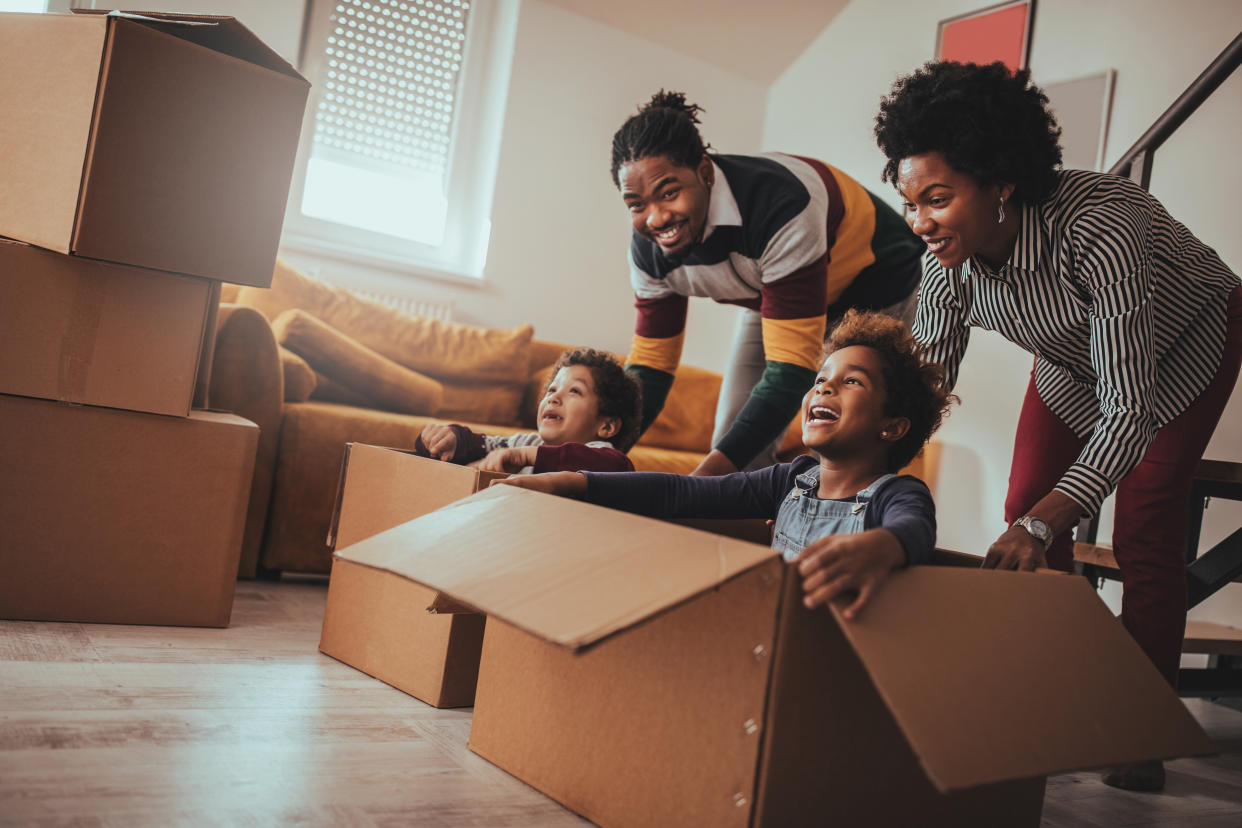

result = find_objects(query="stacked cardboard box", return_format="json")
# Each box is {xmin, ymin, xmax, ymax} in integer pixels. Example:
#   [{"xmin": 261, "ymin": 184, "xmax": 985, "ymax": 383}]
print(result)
[
  {"xmin": 0, "ymin": 10, "xmax": 309, "ymax": 628},
  {"xmin": 332, "ymin": 485, "xmax": 1215, "ymax": 826}
]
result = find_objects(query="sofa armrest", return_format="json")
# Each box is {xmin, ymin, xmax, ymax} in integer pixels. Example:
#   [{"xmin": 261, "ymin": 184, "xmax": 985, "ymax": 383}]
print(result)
[{"xmin": 209, "ymin": 304, "xmax": 283, "ymax": 578}]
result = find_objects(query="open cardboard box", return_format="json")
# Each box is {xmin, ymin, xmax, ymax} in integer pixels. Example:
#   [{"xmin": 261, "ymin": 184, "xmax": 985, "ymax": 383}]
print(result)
[
  {"xmin": 320, "ymin": 445, "xmax": 777, "ymax": 708},
  {"xmin": 319, "ymin": 445, "xmax": 506, "ymax": 708},
  {"xmin": 0, "ymin": 9, "xmax": 308, "ymax": 286},
  {"xmin": 336, "ymin": 485, "xmax": 1214, "ymax": 827},
  {"xmin": 0, "ymin": 239, "xmax": 214, "ymax": 417},
  {"xmin": 0, "ymin": 394, "xmax": 257, "ymax": 627}
]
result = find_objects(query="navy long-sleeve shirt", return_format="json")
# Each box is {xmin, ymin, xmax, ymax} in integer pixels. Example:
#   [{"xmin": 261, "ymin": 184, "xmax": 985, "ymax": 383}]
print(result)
[{"xmin": 583, "ymin": 454, "xmax": 936, "ymax": 564}]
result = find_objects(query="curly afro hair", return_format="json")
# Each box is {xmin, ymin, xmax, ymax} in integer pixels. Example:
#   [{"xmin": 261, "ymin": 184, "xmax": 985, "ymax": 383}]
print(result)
[
  {"xmin": 875, "ymin": 61, "xmax": 1063, "ymax": 204},
  {"xmin": 610, "ymin": 90, "xmax": 712, "ymax": 187},
  {"xmin": 548, "ymin": 348, "xmax": 643, "ymax": 452},
  {"xmin": 824, "ymin": 311, "xmax": 957, "ymax": 472}
]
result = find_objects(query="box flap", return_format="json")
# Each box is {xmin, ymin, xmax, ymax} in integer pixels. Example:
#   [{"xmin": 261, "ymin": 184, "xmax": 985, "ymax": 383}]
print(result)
[
  {"xmin": 74, "ymin": 9, "xmax": 305, "ymax": 80},
  {"xmin": 328, "ymin": 443, "xmax": 505, "ymax": 551},
  {"xmin": 831, "ymin": 567, "xmax": 1214, "ymax": 791},
  {"xmin": 336, "ymin": 485, "xmax": 777, "ymax": 650}
]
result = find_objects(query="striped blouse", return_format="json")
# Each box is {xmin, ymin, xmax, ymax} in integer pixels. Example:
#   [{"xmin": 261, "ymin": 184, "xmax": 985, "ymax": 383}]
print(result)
[{"xmin": 912, "ymin": 169, "xmax": 1240, "ymax": 516}]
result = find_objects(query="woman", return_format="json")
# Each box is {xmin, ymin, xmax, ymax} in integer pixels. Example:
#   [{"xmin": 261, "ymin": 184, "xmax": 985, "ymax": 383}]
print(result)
[
  {"xmin": 612, "ymin": 91, "xmax": 924, "ymax": 475},
  {"xmin": 875, "ymin": 61, "xmax": 1242, "ymax": 791}
]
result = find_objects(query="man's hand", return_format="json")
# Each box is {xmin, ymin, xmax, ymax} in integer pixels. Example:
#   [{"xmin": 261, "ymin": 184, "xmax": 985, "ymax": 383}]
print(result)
[
  {"xmin": 792, "ymin": 529, "xmax": 905, "ymax": 619},
  {"xmin": 983, "ymin": 525, "xmax": 1047, "ymax": 571},
  {"xmin": 419, "ymin": 424, "xmax": 458, "ymax": 461},
  {"xmin": 475, "ymin": 446, "xmax": 538, "ymax": 473},
  {"xmin": 491, "ymin": 471, "xmax": 588, "ymax": 498},
  {"xmin": 690, "ymin": 449, "xmax": 738, "ymax": 477}
]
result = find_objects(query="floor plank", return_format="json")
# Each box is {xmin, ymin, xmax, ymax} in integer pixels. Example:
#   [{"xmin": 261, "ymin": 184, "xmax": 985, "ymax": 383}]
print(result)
[{"xmin": 2, "ymin": 576, "xmax": 1240, "ymax": 827}]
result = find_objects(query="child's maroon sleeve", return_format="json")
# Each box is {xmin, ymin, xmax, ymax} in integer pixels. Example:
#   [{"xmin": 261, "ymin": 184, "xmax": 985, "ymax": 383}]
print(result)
[
  {"xmin": 533, "ymin": 443, "xmax": 635, "ymax": 473},
  {"xmin": 414, "ymin": 424, "xmax": 488, "ymax": 464},
  {"xmin": 448, "ymin": 424, "xmax": 488, "ymax": 464}
]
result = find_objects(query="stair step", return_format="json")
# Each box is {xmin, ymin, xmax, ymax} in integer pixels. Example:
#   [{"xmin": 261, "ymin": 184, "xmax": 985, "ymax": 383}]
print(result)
[
  {"xmin": 1073, "ymin": 542, "xmax": 1117, "ymax": 569},
  {"xmin": 1183, "ymin": 621, "xmax": 1242, "ymax": 656}
]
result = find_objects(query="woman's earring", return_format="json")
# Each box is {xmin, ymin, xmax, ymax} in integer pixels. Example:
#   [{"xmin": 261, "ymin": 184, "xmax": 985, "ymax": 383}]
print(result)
[{"xmin": 997, "ymin": 197, "xmax": 1006, "ymax": 224}]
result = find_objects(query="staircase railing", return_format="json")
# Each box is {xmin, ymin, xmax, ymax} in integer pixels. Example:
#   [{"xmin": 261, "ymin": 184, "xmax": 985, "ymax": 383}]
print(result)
[{"xmin": 1107, "ymin": 31, "xmax": 1242, "ymax": 189}]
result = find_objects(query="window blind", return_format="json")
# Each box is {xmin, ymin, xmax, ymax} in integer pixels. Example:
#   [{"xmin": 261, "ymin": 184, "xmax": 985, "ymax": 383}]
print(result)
[{"xmin": 314, "ymin": 0, "xmax": 470, "ymax": 181}]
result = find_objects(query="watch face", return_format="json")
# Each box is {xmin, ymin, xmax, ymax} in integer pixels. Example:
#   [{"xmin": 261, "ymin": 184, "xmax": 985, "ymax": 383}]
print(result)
[{"xmin": 1029, "ymin": 518, "xmax": 1051, "ymax": 538}]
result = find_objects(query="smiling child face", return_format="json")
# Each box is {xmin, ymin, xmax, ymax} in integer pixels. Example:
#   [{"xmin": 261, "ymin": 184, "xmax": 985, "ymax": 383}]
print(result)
[
  {"xmin": 536, "ymin": 364, "xmax": 617, "ymax": 446},
  {"xmin": 801, "ymin": 345, "xmax": 898, "ymax": 459},
  {"xmin": 618, "ymin": 154, "xmax": 713, "ymax": 259}
]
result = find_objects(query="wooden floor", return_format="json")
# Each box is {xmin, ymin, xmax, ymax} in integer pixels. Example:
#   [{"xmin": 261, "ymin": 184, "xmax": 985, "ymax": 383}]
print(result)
[{"xmin": 3, "ymin": 578, "xmax": 1242, "ymax": 827}]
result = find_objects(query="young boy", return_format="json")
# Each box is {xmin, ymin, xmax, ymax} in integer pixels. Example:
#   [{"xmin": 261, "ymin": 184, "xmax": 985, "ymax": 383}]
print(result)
[
  {"xmin": 500, "ymin": 311, "xmax": 956, "ymax": 617},
  {"xmin": 416, "ymin": 348, "xmax": 642, "ymax": 475}
]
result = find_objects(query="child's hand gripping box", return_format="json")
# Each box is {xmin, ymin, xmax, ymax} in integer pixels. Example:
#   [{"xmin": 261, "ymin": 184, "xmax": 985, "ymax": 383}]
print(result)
[
  {"xmin": 335, "ymin": 485, "xmax": 1213, "ymax": 828},
  {"xmin": 318, "ymin": 444, "xmax": 506, "ymax": 708}
]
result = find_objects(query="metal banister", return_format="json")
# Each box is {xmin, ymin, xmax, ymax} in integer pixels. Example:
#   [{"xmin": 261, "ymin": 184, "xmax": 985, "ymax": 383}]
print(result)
[{"xmin": 1107, "ymin": 31, "xmax": 1242, "ymax": 189}]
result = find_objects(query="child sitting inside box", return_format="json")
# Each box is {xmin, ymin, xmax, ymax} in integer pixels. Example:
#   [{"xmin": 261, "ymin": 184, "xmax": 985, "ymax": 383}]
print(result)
[
  {"xmin": 502, "ymin": 311, "xmax": 956, "ymax": 617},
  {"xmin": 416, "ymin": 347, "xmax": 642, "ymax": 475}
]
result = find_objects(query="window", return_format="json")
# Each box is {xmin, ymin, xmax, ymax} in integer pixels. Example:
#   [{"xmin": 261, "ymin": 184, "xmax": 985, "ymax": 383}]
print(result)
[{"xmin": 282, "ymin": 0, "xmax": 516, "ymax": 280}]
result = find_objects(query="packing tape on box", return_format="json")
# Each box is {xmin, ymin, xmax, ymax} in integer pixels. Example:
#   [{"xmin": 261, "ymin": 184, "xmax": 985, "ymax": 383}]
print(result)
[{"xmin": 57, "ymin": 272, "xmax": 106, "ymax": 402}]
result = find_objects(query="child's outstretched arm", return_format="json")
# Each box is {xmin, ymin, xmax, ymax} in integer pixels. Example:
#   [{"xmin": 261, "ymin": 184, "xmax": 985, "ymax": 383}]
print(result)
[
  {"xmin": 494, "ymin": 471, "xmax": 588, "ymax": 497},
  {"xmin": 475, "ymin": 445, "xmax": 539, "ymax": 474},
  {"xmin": 793, "ymin": 530, "xmax": 905, "ymax": 619}
]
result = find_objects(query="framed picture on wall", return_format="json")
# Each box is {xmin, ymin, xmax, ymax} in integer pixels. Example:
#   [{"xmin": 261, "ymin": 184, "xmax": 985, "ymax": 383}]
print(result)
[
  {"xmin": 935, "ymin": 0, "xmax": 1036, "ymax": 72},
  {"xmin": 1043, "ymin": 70, "xmax": 1116, "ymax": 171}
]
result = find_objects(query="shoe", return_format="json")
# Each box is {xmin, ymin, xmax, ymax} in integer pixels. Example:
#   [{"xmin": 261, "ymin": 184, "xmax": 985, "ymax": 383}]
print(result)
[{"xmin": 1101, "ymin": 760, "xmax": 1165, "ymax": 792}]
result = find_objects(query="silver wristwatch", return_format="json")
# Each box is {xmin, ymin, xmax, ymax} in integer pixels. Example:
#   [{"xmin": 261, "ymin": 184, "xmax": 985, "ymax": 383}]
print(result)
[{"xmin": 1012, "ymin": 515, "xmax": 1053, "ymax": 550}]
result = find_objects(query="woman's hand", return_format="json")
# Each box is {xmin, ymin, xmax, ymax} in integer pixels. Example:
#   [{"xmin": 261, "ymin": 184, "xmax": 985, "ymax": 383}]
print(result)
[
  {"xmin": 419, "ymin": 424, "xmax": 458, "ymax": 461},
  {"xmin": 491, "ymin": 471, "xmax": 588, "ymax": 498},
  {"xmin": 792, "ymin": 529, "xmax": 905, "ymax": 619},
  {"xmin": 983, "ymin": 525, "xmax": 1047, "ymax": 571},
  {"xmin": 475, "ymin": 446, "xmax": 538, "ymax": 473}
]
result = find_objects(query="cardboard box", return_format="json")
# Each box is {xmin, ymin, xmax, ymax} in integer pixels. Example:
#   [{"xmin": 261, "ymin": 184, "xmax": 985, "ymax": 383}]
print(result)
[
  {"xmin": 319, "ymin": 445, "xmax": 505, "ymax": 707},
  {"xmin": 0, "ymin": 239, "xmax": 213, "ymax": 417},
  {"xmin": 0, "ymin": 10, "xmax": 309, "ymax": 286},
  {"xmin": 336, "ymin": 486, "xmax": 1214, "ymax": 827},
  {"xmin": 0, "ymin": 394, "xmax": 258, "ymax": 627}
]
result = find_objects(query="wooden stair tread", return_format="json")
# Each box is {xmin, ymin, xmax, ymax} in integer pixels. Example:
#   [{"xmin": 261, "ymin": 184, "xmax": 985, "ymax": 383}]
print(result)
[
  {"xmin": 1074, "ymin": 541, "xmax": 1242, "ymax": 582},
  {"xmin": 1073, "ymin": 542, "xmax": 1117, "ymax": 569},
  {"xmin": 1183, "ymin": 621, "xmax": 1242, "ymax": 656},
  {"xmin": 1193, "ymin": 458, "xmax": 1242, "ymax": 499}
]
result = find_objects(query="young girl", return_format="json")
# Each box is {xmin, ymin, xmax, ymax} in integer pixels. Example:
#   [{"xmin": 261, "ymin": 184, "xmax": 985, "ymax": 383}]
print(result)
[
  {"xmin": 416, "ymin": 348, "xmax": 642, "ymax": 475},
  {"xmin": 502, "ymin": 312, "xmax": 956, "ymax": 617}
]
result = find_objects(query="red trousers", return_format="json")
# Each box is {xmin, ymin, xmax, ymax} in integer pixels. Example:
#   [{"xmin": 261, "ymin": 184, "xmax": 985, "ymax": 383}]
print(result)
[{"xmin": 1005, "ymin": 287, "xmax": 1242, "ymax": 686}]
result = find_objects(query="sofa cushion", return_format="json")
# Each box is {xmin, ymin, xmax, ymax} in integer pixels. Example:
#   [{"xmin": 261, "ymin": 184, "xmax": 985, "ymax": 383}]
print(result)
[
  {"xmin": 274, "ymin": 309, "xmax": 444, "ymax": 416},
  {"xmin": 636, "ymin": 362, "xmax": 721, "ymax": 454},
  {"xmin": 438, "ymin": 378, "xmax": 527, "ymax": 428},
  {"xmin": 236, "ymin": 260, "xmax": 534, "ymax": 383},
  {"xmin": 279, "ymin": 346, "xmax": 316, "ymax": 403}
]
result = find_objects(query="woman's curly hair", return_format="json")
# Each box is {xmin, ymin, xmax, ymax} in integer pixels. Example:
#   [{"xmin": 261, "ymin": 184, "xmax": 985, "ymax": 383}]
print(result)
[
  {"xmin": 548, "ymin": 348, "xmax": 643, "ymax": 452},
  {"xmin": 875, "ymin": 61, "xmax": 1063, "ymax": 204},
  {"xmin": 824, "ymin": 311, "xmax": 957, "ymax": 472},
  {"xmin": 610, "ymin": 90, "xmax": 712, "ymax": 187}
]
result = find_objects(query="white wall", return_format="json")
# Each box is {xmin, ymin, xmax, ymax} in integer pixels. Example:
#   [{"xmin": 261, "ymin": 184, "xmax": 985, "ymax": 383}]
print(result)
[
  {"xmin": 279, "ymin": 0, "xmax": 765, "ymax": 370},
  {"xmin": 764, "ymin": 0, "xmax": 1242, "ymax": 624}
]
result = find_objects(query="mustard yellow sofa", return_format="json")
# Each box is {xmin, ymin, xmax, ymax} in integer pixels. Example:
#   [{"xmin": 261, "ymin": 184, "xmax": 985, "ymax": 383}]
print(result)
[{"xmin": 209, "ymin": 262, "xmax": 757, "ymax": 577}]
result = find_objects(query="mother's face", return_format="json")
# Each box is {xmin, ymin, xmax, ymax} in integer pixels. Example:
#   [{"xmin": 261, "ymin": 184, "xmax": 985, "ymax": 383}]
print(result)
[{"xmin": 896, "ymin": 152, "xmax": 1014, "ymax": 269}]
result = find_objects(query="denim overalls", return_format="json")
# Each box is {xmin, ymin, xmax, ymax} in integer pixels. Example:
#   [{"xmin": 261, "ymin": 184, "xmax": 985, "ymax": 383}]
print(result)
[{"xmin": 771, "ymin": 467, "xmax": 896, "ymax": 561}]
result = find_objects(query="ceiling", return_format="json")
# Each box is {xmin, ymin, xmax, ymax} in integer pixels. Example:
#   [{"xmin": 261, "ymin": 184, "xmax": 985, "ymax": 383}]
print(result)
[{"xmin": 538, "ymin": 0, "xmax": 850, "ymax": 85}]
